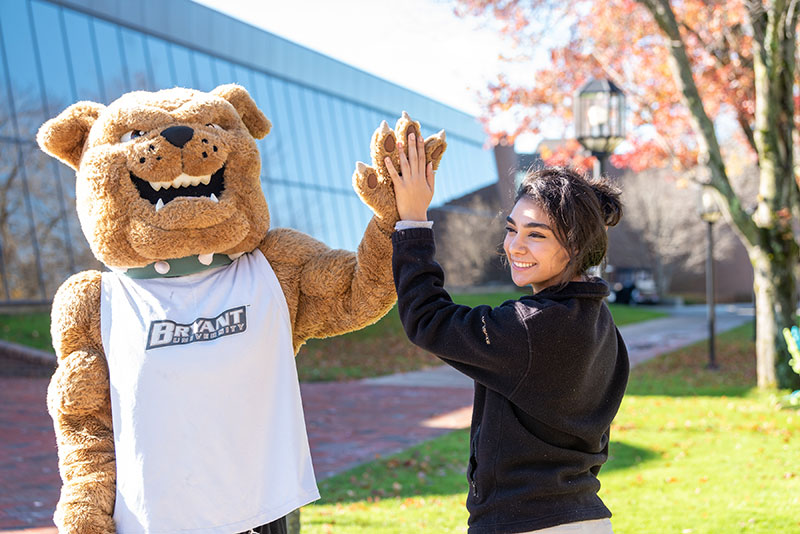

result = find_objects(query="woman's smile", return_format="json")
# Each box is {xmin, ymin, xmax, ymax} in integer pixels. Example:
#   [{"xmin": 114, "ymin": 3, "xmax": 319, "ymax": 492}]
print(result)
[{"xmin": 510, "ymin": 259, "xmax": 536, "ymax": 270}]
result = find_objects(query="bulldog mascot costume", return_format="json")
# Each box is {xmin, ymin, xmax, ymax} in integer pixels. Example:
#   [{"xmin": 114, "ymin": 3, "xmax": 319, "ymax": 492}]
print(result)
[{"xmin": 36, "ymin": 84, "xmax": 446, "ymax": 534}]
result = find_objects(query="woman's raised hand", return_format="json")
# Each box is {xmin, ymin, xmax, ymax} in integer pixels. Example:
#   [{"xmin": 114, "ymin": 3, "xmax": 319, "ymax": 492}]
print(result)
[{"xmin": 385, "ymin": 132, "xmax": 435, "ymax": 222}]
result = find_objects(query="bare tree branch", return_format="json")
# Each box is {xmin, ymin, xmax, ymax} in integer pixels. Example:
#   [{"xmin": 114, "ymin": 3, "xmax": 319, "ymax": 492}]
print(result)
[
  {"xmin": 736, "ymin": 113, "xmax": 759, "ymax": 154},
  {"xmin": 746, "ymin": 0, "xmax": 769, "ymax": 46},
  {"xmin": 788, "ymin": 0, "xmax": 800, "ymax": 29},
  {"xmin": 680, "ymin": 21, "xmax": 727, "ymax": 64}
]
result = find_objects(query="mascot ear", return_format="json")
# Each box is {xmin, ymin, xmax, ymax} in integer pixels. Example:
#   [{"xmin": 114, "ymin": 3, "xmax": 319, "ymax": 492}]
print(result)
[
  {"xmin": 212, "ymin": 84, "xmax": 271, "ymax": 139},
  {"xmin": 37, "ymin": 102, "xmax": 105, "ymax": 171}
]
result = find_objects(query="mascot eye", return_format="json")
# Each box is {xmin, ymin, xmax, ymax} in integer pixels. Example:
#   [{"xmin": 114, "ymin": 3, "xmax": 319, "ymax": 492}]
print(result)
[
  {"xmin": 206, "ymin": 123, "xmax": 223, "ymax": 130},
  {"xmin": 120, "ymin": 130, "xmax": 146, "ymax": 143}
]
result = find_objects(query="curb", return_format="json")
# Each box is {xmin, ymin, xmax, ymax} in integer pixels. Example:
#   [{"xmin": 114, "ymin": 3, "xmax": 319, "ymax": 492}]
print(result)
[{"xmin": 0, "ymin": 339, "xmax": 57, "ymax": 367}]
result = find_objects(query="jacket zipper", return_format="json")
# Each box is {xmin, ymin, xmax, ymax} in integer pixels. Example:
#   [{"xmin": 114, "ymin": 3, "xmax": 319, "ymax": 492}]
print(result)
[{"xmin": 468, "ymin": 424, "xmax": 480, "ymax": 499}]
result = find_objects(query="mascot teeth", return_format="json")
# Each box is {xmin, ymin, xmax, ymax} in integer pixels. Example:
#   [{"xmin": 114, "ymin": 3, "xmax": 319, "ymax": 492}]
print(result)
[
  {"xmin": 129, "ymin": 165, "xmax": 225, "ymax": 206},
  {"xmin": 149, "ymin": 173, "xmax": 212, "ymax": 191}
]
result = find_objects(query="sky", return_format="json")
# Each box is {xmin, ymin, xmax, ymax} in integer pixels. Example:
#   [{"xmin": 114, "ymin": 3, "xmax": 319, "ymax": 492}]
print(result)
[{"xmin": 191, "ymin": 0, "xmax": 548, "ymax": 150}]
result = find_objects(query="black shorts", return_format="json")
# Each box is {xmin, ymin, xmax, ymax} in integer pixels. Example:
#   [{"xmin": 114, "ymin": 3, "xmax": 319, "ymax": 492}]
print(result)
[{"xmin": 238, "ymin": 515, "xmax": 287, "ymax": 534}]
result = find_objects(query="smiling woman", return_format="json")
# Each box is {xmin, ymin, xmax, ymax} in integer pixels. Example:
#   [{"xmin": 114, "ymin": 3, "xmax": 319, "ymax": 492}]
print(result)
[{"xmin": 390, "ymin": 160, "xmax": 630, "ymax": 533}]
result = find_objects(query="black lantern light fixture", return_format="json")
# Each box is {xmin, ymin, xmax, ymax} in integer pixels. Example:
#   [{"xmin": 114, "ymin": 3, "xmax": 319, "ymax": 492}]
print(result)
[
  {"xmin": 698, "ymin": 188, "xmax": 722, "ymax": 370},
  {"xmin": 575, "ymin": 78, "xmax": 626, "ymax": 178}
]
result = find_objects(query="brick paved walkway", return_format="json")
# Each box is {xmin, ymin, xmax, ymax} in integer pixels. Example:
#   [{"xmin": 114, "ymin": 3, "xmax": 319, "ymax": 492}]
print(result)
[
  {"xmin": 0, "ymin": 372, "xmax": 472, "ymax": 533},
  {"xmin": 302, "ymin": 383, "xmax": 472, "ymax": 480},
  {"xmin": 0, "ymin": 379, "xmax": 59, "ymax": 532}
]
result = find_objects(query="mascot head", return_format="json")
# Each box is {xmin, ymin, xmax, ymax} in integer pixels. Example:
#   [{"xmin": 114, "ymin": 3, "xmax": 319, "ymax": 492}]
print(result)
[{"xmin": 37, "ymin": 84, "xmax": 271, "ymax": 269}]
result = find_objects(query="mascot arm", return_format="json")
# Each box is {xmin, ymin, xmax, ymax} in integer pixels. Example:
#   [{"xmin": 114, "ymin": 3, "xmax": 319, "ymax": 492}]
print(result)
[
  {"xmin": 260, "ymin": 113, "xmax": 446, "ymax": 354},
  {"xmin": 47, "ymin": 270, "xmax": 117, "ymax": 534},
  {"xmin": 258, "ymin": 226, "xmax": 393, "ymax": 354}
]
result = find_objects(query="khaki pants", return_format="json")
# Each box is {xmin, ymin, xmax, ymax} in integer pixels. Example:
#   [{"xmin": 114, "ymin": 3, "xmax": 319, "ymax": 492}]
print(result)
[{"xmin": 522, "ymin": 518, "xmax": 614, "ymax": 533}]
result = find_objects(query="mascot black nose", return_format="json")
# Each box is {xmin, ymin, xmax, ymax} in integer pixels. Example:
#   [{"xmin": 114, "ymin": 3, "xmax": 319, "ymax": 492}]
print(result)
[{"xmin": 161, "ymin": 126, "xmax": 194, "ymax": 148}]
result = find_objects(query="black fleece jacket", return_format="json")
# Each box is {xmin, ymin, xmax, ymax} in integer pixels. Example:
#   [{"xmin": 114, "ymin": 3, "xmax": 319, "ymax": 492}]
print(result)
[{"xmin": 392, "ymin": 228, "xmax": 629, "ymax": 534}]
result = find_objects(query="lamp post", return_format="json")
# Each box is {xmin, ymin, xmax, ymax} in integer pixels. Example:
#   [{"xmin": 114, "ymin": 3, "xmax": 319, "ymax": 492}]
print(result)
[
  {"xmin": 575, "ymin": 78, "xmax": 626, "ymax": 178},
  {"xmin": 699, "ymin": 189, "xmax": 722, "ymax": 370}
]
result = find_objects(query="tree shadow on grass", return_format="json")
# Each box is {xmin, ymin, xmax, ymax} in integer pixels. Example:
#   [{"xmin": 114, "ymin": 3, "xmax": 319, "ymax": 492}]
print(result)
[
  {"xmin": 315, "ymin": 432, "xmax": 659, "ymax": 506},
  {"xmin": 603, "ymin": 440, "xmax": 659, "ymax": 473}
]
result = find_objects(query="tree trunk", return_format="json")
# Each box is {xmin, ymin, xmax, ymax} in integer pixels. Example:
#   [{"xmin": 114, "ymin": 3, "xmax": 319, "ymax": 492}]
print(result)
[
  {"xmin": 751, "ymin": 243, "xmax": 800, "ymax": 390},
  {"xmin": 748, "ymin": 0, "xmax": 800, "ymax": 390},
  {"xmin": 653, "ymin": 258, "xmax": 671, "ymax": 299}
]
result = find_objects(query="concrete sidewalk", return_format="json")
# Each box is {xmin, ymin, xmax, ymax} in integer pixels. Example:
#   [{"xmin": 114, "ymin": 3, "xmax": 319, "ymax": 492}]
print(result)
[
  {"xmin": 363, "ymin": 304, "xmax": 754, "ymax": 388},
  {"xmin": 0, "ymin": 304, "xmax": 752, "ymax": 532}
]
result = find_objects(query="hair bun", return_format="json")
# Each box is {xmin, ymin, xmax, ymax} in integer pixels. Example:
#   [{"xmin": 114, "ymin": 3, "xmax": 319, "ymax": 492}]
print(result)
[{"xmin": 588, "ymin": 177, "xmax": 623, "ymax": 227}]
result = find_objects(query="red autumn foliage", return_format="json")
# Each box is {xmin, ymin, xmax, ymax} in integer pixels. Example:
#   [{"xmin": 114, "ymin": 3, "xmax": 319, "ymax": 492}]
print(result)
[{"xmin": 455, "ymin": 0, "xmax": 769, "ymax": 173}]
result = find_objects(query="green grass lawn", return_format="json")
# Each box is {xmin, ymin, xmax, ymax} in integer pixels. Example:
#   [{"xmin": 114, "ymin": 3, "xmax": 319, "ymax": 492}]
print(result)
[
  {"xmin": 301, "ymin": 322, "xmax": 800, "ymax": 533},
  {"xmin": 0, "ymin": 311, "xmax": 51, "ymax": 352}
]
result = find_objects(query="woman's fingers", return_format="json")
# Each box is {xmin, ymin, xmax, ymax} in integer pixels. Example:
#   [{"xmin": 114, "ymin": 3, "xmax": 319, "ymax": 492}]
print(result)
[
  {"xmin": 416, "ymin": 133, "xmax": 426, "ymax": 178},
  {"xmin": 408, "ymin": 133, "xmax": 419, "ymax": 177},
  {"xmin": 398, "ymin": 140, "xmax": 411, "ymax": 180},
  {"xmin": 426, "ymin": 161, "xmax": 435, "ymax": 192},
  {"xmin": 385, "ymin": 157, "xmax": 401, "ymax": 187},
  {"xmin": 404, "ymin": 133, "xmax": 429, "ymax": 184}
]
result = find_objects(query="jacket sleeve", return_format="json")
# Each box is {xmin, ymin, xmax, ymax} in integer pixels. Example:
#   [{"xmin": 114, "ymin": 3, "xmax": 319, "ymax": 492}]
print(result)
[{"xmin": 392, "ymin": 227, "xmax": 532, "ymax": 397}]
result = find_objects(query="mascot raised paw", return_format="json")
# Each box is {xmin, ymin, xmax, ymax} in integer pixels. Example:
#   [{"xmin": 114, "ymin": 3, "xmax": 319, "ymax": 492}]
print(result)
[{"xmin": 37, "ymin": 84, "xmax": 446, "ymax": 534}]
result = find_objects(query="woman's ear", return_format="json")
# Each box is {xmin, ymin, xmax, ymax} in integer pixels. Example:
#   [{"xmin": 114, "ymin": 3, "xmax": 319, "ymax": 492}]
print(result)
[
  {"xmin": 211, "ymin": 84, "xmax": 271, "ymax": 139},
  {"xmin": 37, "ymin": 101, "xmax": 105, "ymax": 171}
]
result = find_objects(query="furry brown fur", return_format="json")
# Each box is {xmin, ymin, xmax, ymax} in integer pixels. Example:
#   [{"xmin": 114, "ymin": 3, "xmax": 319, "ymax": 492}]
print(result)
[{"xmin": 37, "ymin": 84, "xmax": 446, "ymax": 533}]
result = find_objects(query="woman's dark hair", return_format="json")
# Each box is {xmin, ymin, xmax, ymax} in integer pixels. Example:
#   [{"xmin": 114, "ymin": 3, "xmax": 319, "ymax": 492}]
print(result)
[{"xmin": 514, "ymin": 166, "xmax": 623, "ymax": 285}]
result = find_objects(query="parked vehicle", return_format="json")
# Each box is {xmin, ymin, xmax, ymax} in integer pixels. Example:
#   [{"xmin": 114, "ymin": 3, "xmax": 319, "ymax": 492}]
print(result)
[{"xmin": 606, "ymin": 267, "xmax": 659, "ymax": 305}]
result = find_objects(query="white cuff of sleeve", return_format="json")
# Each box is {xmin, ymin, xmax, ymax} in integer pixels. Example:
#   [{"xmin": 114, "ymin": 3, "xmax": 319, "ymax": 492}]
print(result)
[{"xmin": 395, "ymin": 220, "xmax": 434, "ymax": 231}]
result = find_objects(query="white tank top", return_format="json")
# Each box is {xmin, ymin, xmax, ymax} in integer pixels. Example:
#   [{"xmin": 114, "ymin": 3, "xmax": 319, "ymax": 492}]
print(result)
[{"xmin": 101, "ymin": 250, "xmax": 319, "ymax": 534}]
